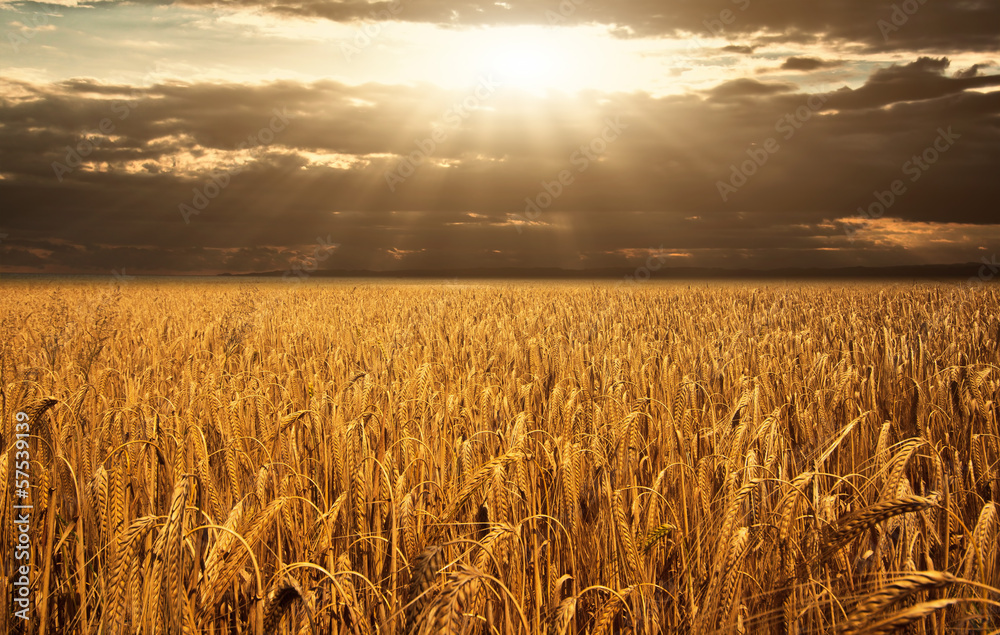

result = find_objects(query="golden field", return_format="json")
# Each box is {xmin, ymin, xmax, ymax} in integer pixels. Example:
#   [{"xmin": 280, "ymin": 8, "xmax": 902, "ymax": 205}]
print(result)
[{"xmin": 1, "ymin": 279, "xmax": 998, "ymax": 634}]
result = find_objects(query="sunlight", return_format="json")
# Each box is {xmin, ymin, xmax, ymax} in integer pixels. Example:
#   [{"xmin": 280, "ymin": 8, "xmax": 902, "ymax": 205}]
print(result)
[
  {"xmin": 483, "ymin": 37, "xmax": 564, "ymax": 89},
  {"xmin": 463, "ymin": 26, "xmax": 599, "ymax": 93}
]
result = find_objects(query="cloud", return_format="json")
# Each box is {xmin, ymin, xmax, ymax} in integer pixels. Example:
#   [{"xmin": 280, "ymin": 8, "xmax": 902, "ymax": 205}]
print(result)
[
  {"xmin": 780, "ymin": 57, "xmax": 844, "ymax": 71},
  {"xmin": 708, "ymin": 78, "xmax": 799, "ymax": 100},
  {"xmin": 117, "ymin": 0, "xmax": 1000, "ymax": 52},
  {"xmin": 823, "ymin": 57, "xmax": 1000, "ymax": 110},
  {"xmin": 2, "ymin": 56, "xmax": 999, "ymax": 273},
  {"xmin": 954, "ymin": 63, "xmax": 989, "ymax": 79}
]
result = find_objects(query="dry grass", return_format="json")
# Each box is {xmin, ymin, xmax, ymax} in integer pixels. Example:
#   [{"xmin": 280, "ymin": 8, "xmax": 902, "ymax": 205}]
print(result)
[{"xmin": 1, "ymin": 278, "xmax": 999, "ymax": 634}]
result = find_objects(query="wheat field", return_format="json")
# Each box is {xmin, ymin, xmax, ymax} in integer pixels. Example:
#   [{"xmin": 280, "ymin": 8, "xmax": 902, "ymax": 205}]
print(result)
[{"xmin": 1, "ymin": 278, "xmax": 998, "ymax": 634}]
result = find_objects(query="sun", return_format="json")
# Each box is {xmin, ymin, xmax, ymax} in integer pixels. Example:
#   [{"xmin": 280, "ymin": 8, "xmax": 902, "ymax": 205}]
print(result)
[
  {"xmin": 486, "ymin": 41, "xmax": 561, "ymax": 86},
  {"xmin": 355, "ymin": 23, "xmax": 640, "ymax": 94},
  {"xmin": 476, "ymin": 29, "xmax": 575, "ymax": 91}
]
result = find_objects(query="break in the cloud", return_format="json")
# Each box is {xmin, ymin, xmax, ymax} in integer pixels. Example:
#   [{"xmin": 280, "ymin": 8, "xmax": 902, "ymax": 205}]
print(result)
[{"xmin": 1, "ymin": 0, "xmax": 999, "ymax": 274}]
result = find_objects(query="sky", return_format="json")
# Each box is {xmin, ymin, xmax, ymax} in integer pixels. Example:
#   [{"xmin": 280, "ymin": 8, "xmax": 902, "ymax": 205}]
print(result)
[{"xmin": 1, "ymin": 0, "xmax": 998, "ymax": 275}]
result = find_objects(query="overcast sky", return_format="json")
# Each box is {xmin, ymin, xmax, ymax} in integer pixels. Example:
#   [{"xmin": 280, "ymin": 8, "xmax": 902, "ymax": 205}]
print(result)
[{"xmin": 1, "ymin": 0, "xmax": 998, "ymax": 274}]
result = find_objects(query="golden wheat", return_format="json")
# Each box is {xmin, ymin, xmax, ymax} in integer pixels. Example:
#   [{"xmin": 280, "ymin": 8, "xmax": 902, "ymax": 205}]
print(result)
[{"xmin": 2, "ymin": 279, "xmax": 998, "ymax": 633}]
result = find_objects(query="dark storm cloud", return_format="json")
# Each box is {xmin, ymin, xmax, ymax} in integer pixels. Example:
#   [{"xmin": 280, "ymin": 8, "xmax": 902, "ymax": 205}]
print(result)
[
  {"xmin": 2, "ymin": 56, "xmax": 999, "ymax": 273},
  {"xmin": 721, "ymin": 45, "xmax": 756, "ymax": 55},
  {"xmin": 122, "ymin": 0, "xmax": 1000, "ymax": 52},
  {"xmin": 707, "ymin": 78, "xmax": 798, "ymax": 100},
  {"xmin": 824, "ymin": 57, "xmax": 1000, "ymax": 111},
  {"xmin": 781, "ymin": 57, "xmax": 844, "ymax": 71}
]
